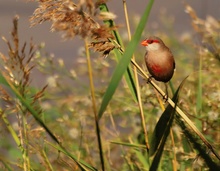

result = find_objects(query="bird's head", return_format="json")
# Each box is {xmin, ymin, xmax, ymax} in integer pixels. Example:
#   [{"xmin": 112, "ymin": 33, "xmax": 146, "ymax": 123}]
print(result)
[{"xmin": 141, "ymin": 36, "xmax": 165, "ymax": 51}]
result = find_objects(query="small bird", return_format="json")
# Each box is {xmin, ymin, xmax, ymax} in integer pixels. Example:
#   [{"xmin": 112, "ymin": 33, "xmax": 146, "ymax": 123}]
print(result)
[
  {"xmin": 141, "ymin": 36, "xmax": 175, "ymax": 98},
  {"xmin": 141, "ymin": 36, "xmax": 175, "ymax": 82}
]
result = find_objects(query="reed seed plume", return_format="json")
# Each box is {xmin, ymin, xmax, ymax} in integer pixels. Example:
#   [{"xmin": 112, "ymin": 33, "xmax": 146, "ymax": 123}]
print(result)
[
  {"xmin": 30, "ymin": 0, "xmax": 116, "ymax": 57},
  {"xmin": 0, "ymin": 15, "xmax": 46, "ymax": 117},
  {"xmin": 185, "ymin": 4, "xmax": 220, "ymax": 60}
]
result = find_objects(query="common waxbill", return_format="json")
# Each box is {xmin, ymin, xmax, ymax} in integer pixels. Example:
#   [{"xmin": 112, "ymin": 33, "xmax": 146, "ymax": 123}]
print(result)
[{"xmin": 141, "ymin": 36, "xmax": 175, "ymax": 83}]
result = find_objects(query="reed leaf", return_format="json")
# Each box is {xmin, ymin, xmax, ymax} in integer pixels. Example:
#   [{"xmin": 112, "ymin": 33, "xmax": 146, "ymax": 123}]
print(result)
[
  {"xmin": 98, "ymin": 0, "xmax": 155, "ymax": 119},
  {"xmin": 149, "ymin": 76, "xmax": 187, "ymax": 170}
]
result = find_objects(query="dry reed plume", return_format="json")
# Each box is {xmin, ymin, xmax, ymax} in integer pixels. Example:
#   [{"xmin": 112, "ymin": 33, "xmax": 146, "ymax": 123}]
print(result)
[
  {"xmin": 0, "ymin": 16, "xmax": 47, "ymax": 138},
  {"xmin": 30, "ymin": 0, "xmax": 116, "ymax": 57}
]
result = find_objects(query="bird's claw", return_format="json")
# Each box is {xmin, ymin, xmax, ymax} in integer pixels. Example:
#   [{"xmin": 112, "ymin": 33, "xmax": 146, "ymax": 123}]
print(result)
[{"xmin": 163, "ymin": 94, "xmax": 168, "ymax": 102}]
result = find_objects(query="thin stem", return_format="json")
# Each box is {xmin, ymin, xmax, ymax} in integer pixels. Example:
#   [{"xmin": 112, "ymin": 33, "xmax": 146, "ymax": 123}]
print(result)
[
  {"xmin": 21, "ymin": 114, "xmax": 28, "ymax": 171},
  {"xmin": 84, "ymin": 39, "xmax": 105, "ymax": 171},
  {"xmin": 42, "ymin": 148, "xmax": 54, "ymax": 171},
  {"xmin": 170, "ymin": 130, "xmax": 177, "ymax": 171},
  {"xmin": 1, "ymin": 111, "xmax": 20, "ymax": 146},
  {"xmin": 122, "ymin": 0, "xmax": 149, "ymax": 150}
]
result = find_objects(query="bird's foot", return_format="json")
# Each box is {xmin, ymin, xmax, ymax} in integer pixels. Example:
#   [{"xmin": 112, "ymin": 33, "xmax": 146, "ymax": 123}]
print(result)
[
  {"xmin": 146, "ymin": 76, "xmax": 153, "ymax": 84},
  {"xmin": 163, "ymin": 83, "xmax": 169, "ymax": 102},
  {"xmin": 163, "ymin": 94, "xmax": 168, "ymax": 102}
]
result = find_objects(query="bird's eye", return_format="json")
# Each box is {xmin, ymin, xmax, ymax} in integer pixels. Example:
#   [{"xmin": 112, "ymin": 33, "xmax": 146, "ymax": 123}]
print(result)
[{"xmin": 147, "ymin": 40, "xmax": 154, "ymax": 44}]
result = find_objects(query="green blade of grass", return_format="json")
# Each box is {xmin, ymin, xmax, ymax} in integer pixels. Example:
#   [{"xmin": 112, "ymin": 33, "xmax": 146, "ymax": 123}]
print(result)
[
  {"xmin": 98, "ymin": 0, "xmax": 155, "ymax": 119},
  {"xmin": 149, "ymin": 104, "xmax": 175, "ymax": 157},
  {"xmin": 111, "ymin": 141, "xmax": 150, "ymax": 168},
  {"xmin": 0, "ymin": 75, "xmax": 23, "ymax": 148},
  {"xmin": 149, "ymin": 77, "xmax": 187, "ymax": 171},
  {"xmin": 0, "ymin": 73, "xmax": 60, "ymax": 144},
  {"xmin": 46, "ymin": 141, "xmax": 98, "ymax": 171},
  {"xmin": 149, "ymin": 103, "xmax": 176, "ymax": 171},
  {"xmin": 99, "ymin": 3, "xmax": 138, "ymax": 103},
  {"xmin": 110, "ymin": 141, "xmax": 146, "ymax": 149},
  {"xmin": 135, "ymin": 149, "xmax": 150, "ymax": 169},
  {"xmin": 196, "ymin": 54, "xmax": 202, "ymax": 115}
]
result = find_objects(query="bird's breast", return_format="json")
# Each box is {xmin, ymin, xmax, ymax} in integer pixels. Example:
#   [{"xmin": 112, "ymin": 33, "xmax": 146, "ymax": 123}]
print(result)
[
  {"xmin": 145, "ymin": 50, "xmax": 175, "ymax": 82},
  {"xmin": 151, "ymin": 64, "xmax": 163, "ymax": 73}
]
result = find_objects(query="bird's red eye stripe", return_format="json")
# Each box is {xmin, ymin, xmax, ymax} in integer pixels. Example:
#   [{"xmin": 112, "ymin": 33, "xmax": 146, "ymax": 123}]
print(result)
[
  {"xmin": 141, "ymin": 39, "xmax": 160, "ymax": 46},
  {"xmin": 147, "ymin": 39, "xmax": 159, "ymax": 44},
  {"xmin": 147, "ymin": 40, "xmax": 153, "ymax": 44}
]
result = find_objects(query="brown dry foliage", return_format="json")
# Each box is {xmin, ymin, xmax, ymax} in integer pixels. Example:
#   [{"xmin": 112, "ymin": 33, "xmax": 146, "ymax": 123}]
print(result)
[
  {"xmin": 30, "ymin": 0, "xmax": 116, "ymax": 57},
  {"xmin": 0, "ymin": 15, "xmax": 46, "ymax": 120},
  {"xmin": 185, "ymin": 4, "xmax": 220, "ymax": 61}
]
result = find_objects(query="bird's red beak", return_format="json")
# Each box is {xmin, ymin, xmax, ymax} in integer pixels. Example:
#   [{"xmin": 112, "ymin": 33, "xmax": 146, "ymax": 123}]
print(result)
[{"xmin": 141, "ymin": 40, "xmax": 148, "ymax": 46}]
